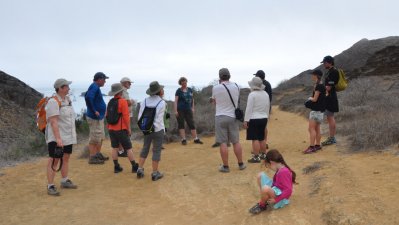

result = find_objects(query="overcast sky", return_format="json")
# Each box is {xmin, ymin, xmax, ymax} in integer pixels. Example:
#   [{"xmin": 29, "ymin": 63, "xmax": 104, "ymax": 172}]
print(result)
[{"xmin": 1, "ymin": 0, "xmax": 398, "ymax": 89}]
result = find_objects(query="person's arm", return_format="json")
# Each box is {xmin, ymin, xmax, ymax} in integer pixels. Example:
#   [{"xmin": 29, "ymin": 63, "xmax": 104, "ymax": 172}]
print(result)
[
  {"xmin": 311, "ymin": 91, "xmax": 320, "ymax": 102},
  {"xmin": 243, "ymin": 94, "xmax": 254, "ymax": 128},
  {"xmin": 273, "ymin": 169, "xmax": 293, "ymax": 203},
  {"xmin": 120, "ymin": 100, "xmax": 131, "ymax": 135},
  {"xmin": 174, "ymin": 95, "xmax": 179, "ymax": 117},
  {"xmin": 86, "ymin": 87, "xmax": 99, "ymax": 117}
]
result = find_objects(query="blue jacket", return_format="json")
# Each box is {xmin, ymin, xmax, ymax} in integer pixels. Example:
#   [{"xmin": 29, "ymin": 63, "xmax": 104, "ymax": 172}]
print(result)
[{"xmin": 85, "ymin": 83, "xmax": 106, "ymax": 120}]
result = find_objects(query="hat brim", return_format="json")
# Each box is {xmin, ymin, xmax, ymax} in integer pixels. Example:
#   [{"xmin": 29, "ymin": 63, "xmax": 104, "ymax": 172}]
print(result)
[
  {"xmin": 108, "ymin": 88, "xmax": 124, "ymax": 96},
  {"xmin": 248, "ymin": 81, "xmax": 265, "ymax": 90},
  {"xmin": 146, "ymin": 85, "xmax": 164, "ymax": 95}
]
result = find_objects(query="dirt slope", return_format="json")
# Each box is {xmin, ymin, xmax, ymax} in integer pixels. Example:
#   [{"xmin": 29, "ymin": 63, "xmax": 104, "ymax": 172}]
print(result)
[{"xmin": 0, "ymin": 107, "xmax": 398, "ymax": 225}]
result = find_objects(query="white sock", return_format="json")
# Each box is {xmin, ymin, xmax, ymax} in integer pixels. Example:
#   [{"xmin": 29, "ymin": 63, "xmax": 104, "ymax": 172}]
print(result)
[
  {"xmin": 61, "ymin": 177, "xmax": 68, "ymax": 183},
  {"xmin": 48, "ymin": 184, "xmax": 55, "ymax": 189}
]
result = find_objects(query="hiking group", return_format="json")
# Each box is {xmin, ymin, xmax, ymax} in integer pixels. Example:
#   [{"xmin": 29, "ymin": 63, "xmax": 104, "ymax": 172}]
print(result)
[{"xmin": 40, "ymin": 55, "xmax": 341, "ymax": 215}]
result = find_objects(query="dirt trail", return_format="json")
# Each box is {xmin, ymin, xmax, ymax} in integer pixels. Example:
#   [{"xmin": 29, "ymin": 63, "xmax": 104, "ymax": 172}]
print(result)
[{"xmin": 1, "ymin": 107, "xmax": 398, "ymax": 225}]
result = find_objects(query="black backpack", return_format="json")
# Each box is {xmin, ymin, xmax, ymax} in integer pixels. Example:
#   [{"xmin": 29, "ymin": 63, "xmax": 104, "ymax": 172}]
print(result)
[
  {"xmin": 137, "ymin": 99, "xmax": 163, "ymax": 135},
  {"xmin": 106, "ymin": 98, "xmax": 121, "ymax": 125}
]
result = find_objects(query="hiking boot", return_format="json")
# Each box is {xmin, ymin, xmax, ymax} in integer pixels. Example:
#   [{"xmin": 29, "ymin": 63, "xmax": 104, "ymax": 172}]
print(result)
[
  {"xmin": 194, "ymin": 139, "xmax": 203, "ymax": 144},
  {"xmin": 303, "ymin": 146, "xmax": 316, "ymax": 154},
  {"xmin": 259, "ymin": 153, "xmax": 267, "ymax": 160},
  {"xmin": 137, "ymin": 168, "xmax": 144, "ymax": 179},
  {"xmin": 314, "ymin": 145, "xmax": 322, "ymax": 151},
  {"xmin": 238, "ymin": 163, "xmax": 247, "ymax": 170},
  {"xmin": 181, "ymin": 139, "xmax": 187, "ymax": 145},
  {"xmin": 60, "ymin": 179, "xmax": 78, "ymax": 189},
  {"xmin": 132, "ymin": 163, "xmax": 139, "ymax": 173},
  {"xmin": 219, "ymin": 165, "xmax": 230, "ymax": 173},
  {"xmin": 321, "ymin": 137, "xmax": 336, "ymax": 146},
  {"xmin": 248, "ymin": 155, "xmax": 261, "ymax": 163},
  {"xmin": 118, "ymin": 150, "xmax": 128, "ymax": 157},
  {"xmin": 151, "ymin": 171, "xmax": 164, "ymax": 181},
  {"xmin": 212, "ymin": 143, "xmax": 220, "ymax": 148},
  {"xmin": 96, "ymin": 152, "xmax": 109, "ymax": 161},
  {"xmin": 88, "ymin": 155, "xmax": 104, "ymax": 164},
  {"xmin": 114, "ymin": 165, "xmax": 123, "ymax": 173},
  {"xmin": 249, "ymin": 202, "xmax": 267, "ymax": 214},
  {"xmin": 47, "ymin": 185, "xmax": 60, "ymax": 196}
]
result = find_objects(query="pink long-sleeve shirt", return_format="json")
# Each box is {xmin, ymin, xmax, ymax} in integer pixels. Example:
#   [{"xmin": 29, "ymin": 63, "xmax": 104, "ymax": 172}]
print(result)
[{"xmin": 272, "ymin": 167, "xmax": 293, "ymax": 203}]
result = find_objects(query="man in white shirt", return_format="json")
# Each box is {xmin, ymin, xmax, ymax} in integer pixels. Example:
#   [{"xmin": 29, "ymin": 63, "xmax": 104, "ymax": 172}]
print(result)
[{"xmin": 211, "ymin": 68, "xmax": 246, "ymax": 173}]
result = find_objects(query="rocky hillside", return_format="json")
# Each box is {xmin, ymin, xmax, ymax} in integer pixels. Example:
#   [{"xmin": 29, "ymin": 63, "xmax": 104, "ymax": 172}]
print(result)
[
  {"xmin": 274, "ymin": 36, "xmax": 399, "ymax": 150},
  {"xmin": 0, "ymin": 71, "xmax": 44, "ymax": 164}
]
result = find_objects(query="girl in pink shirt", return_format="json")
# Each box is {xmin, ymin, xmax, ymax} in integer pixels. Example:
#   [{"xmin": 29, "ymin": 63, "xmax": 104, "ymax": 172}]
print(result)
[{"xmin": 249, "ymin": 149, "xmax": 297, "ymax": 214}]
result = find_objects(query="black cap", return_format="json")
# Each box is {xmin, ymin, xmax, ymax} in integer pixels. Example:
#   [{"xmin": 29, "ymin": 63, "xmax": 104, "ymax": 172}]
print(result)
[
  {"xmin": 321, "ymin": 55, "xmax": 334, "ymax": 64},
  {"xmin": 253, "ymin": 70, "xmax": 265, "ymax": 80},
  {"xmin": 93, "ymin": 72, "xmax": 109, "ymax": 81},
  {"xmin": 311, "ymin": 69, "xmax": 323, "ymax": 77}
]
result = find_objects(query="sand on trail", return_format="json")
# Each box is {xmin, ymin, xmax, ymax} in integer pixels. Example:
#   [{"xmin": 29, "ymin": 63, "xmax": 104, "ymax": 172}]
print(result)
[{"xmin": 1, "ymin": 107, "xmax": 398, "ymax": 225}]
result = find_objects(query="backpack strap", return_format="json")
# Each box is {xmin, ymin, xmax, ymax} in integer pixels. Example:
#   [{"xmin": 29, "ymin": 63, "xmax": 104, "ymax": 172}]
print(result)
[{"xmin": 222, "ymin": 83, "xmax": 239, "ymax": 109}]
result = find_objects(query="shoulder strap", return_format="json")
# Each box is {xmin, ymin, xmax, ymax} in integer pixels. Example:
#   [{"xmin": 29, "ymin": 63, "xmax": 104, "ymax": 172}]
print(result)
[
  {"xmin": 52, "ymin": 96, "xmax": 62, "ymax": 108},
  {"xmin": 222, "ymin": 83, "xmax": 236, "ymax": 108}
]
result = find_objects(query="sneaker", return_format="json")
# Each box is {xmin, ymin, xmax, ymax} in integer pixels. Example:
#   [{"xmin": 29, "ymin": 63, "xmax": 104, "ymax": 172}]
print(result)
[
  {"xmin": 238, "ymin": 163, "xmax": 247, "ymax": 170},
  {"xmin": 303, "ymin": 146, "xmax": 316, "ymax": 154},
  {"xmin": 259, "ymin": 153, "xmax": 267, "ymax": 160},
  {"xmin": 114, "ymin": 165, "xmax": 123, "ymax": 173},
  {"xmin": 211, "ymin": 143, "xmax": 220, "ymax": 148},
  {"xmin": 132, "ymin": 163, "xmax": 139, "ymax": 173},
  {"xmin": 88, "ymin": 155, "xmax": 104, "ymax": 164},
  {"xmin": 151, "ymin": 171, "xmax": 164, "ymax": 181},
  {"xmin": 248, "ymin": 155, "xmax": 261, "ymax": 163},
  {"xmin": 181, "ymin": 139, "xmax": 187, "ymax": 145},
  {"xmin": 314, "ymin": 145, "xmax": 322, "ymax": 151},
  {"xmin": 118, "ymin": 150, "xmax": 128, "ymax": 157},
  {"xmin": 137, "ymin": 168, "xmax": 144, "ymax": 179},
  {"xmin": 321, "ymin": 137, "xmax": 336, "ymax": 146},
  {"xmin": 194, "ymin": 139, "xmax": 203, "ymax": 144},
  {"xmin": 60, "ymin": 179, "xmax": 78, "ymax": 189},
  {"xmin": 47, "ymin": 185, "xmax": 60, "ymax": 196},
  {"xmin": 219, "ymin": 165, "xmax": 230, "ymax": 173},
  {"xmin": 96, "ymin": 152, "xmax": 109, "ymax": 161},
  {"xmin": 249, "ymin": 202, "xmax": 267, "ymax": 214}
]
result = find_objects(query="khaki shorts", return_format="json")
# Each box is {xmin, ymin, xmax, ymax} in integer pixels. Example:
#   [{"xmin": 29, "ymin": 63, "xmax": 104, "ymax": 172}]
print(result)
[
  {"xmin": 87, "ymin": 117, "xmax": 105, "ymax": 144},
  {"xmin": 215, "ymin": 116, "xmax": 240, "ymax": 144}
]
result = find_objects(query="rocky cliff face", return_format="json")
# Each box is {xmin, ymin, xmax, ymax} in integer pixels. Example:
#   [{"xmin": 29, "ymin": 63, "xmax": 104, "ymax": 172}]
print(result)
[{"xmin": 0, "ymin": 71, "xmax": 44, "ymax": 163}]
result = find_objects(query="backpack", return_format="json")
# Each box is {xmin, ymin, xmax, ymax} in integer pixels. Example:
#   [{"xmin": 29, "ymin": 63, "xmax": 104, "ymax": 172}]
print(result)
[
  {"xmin": 137, "ymin": 99, "xmax": 163, "ymax": 135},
  {"xmin": 335, "ymin": 68, "xmax": 348, "ymax": 92},
  {"xmin": 106, "ymin": 98, "xmax": 121, "ymax": 125},
  {"xmin": 35, "ymin": 96, "xmax": 61, "ymax": 133}
]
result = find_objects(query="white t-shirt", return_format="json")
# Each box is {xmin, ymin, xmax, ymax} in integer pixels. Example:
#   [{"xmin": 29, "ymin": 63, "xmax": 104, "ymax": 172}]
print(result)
[
  {"xmin": 212, "ymin": 81, "xmax": 239, "ymax": 118},
  {"xmin": 45, "ymin": 94, "xmax": 77, "ymax": 145},
  {"xmin": 122, "ymin": 89, "xmax": 134, "ymax": 117},
  {"xmin": 138, "ymin": 95, "xmax": 166, "ymax": 132},
  {"xmin": 244, "ymin": 90, "xmax": 270, "ymax": 121}
]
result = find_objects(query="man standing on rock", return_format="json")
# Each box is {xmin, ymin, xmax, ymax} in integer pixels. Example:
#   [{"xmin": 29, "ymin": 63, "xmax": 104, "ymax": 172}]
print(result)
[
  {"xmin": 85, "ymin": 72, "xmax": 109, "ymax": 164},
  {"xmin": 321, "ymin": 56, "xmax": 339, "ymax": 146},
  {"xmin": 211, "ymin": 68, "xmax": 246, "ymax": 173}
]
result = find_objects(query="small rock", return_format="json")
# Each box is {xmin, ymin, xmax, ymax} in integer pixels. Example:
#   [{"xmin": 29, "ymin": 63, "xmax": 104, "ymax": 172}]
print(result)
[{"xmin": 373, "ymin": 171, "xmax": 380, "ymax": 174}]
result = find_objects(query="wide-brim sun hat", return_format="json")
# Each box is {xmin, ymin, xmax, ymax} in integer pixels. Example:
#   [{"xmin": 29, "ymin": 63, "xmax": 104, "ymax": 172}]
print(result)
[
  {"xmin": 54, "ymin": 78, "xmax": 72, "ymax": 89},
  {"xmin": 120, "ymin": 77, "xmax": 133, "ymax": 83},
  {"xmin": 248, "ymin": 77, "xmax": 265, "ymax": 90},
  {"xmin": 146, "ymin": 81, "xmax": 164, "ymax": 95},
  {"xmin": 108, "ymin": 83, "xmax": 125, "ymax": 96}
]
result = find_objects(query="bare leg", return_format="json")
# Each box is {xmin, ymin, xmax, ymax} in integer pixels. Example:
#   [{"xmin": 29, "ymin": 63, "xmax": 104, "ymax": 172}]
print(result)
[
  {"xmin": 152, "ymin": 160, "xmax": 159, "ymax": 172},
  {"xmin": 111, "ymin": 148, "xmax": 118, "ymax": 160},
  {"xmin": 61, "ymin": 153, "xmax": 70, "ymax": 179},
  {"xmin": 327, "ymin": 115, "xmax": 336, "ymax": 137},
  {"xmin": 315, "ymin": 123, "xmax": 321, "ymax": 145},
  {"xmin": 309, "ymin": 120, "xmax": 317, "ymax": 146},
  {"xmin": 190, "ymin": 129, "xmax": 198, "ymax": 139},
  {"xmin": 88, "ymin": 144, "xmax": 97, "ymax": 157},
  {"xmin": 252, "ymin": 140, "xmax": 261, "ymax": 155},
  {"xmin": 232, "ymin": 142, "xmax": 243, "ymax": 164},
  {"xmin": 47, "ymin": 158, "xmax": 59, "ymax": 184},
  {"xmin": 127, "ymin": 149, "xmax": 135, "ymax": 162},
  {"xmin": 179, "ymin": 129, "xmax": 186, "ymax": 140},
  {"xmin": 219, "ymin": 143, "xmax": 229, "ymax": 166}
]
